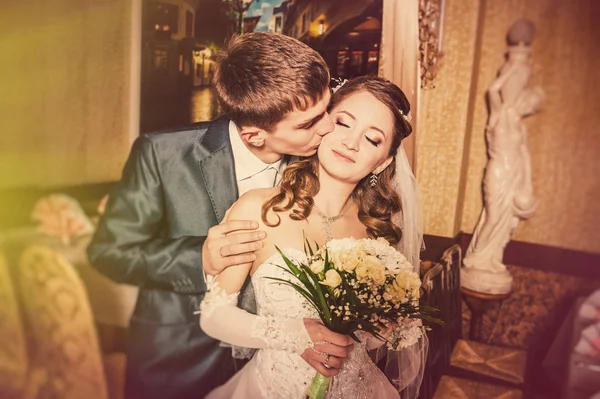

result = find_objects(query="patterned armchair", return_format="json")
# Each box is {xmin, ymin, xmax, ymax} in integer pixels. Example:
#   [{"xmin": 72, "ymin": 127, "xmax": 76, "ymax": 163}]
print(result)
[
  {"xmin": 16, "ymin": 245, "xmax": 110, "ymax": 399},
  {"xmin": 0, "ymin": 252, "xmax": 28, "ymax": 398}
]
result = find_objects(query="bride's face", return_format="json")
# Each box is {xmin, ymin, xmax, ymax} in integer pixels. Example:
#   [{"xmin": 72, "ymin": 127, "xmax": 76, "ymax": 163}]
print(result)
[{"xmin": 318, "ymin": 91, "xmax": 394, "ymax": 184}]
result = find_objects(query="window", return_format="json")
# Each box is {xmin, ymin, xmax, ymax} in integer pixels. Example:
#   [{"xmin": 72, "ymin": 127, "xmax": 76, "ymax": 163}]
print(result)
[
  {"xmin": 337, "ymin": 50, "xmax": 349, "ymax": 77},
  {"xmin": 186, "ymin": 10, "xmax": 193, "ymax": 37},
  {"xmin": 351, "ymin": 51, "xmax": 363, "ymax": 68},
  {"xmin": 153, "ymin": 49, "xmax": 168, "ymax": 71},
  {"xmin": 144, "ymin": 2, "xmax": 179, "ymax": 34},
  {"xmin": 301, "ymin": 9, "xmax": 311, "ymax": 34},
  {"xmin": 275, "ymin": 16, "xmax": 282, "ymax": 33},
  {"xmin": 367, "ymin": 51, "xmax": 379, "ymax": 75}
]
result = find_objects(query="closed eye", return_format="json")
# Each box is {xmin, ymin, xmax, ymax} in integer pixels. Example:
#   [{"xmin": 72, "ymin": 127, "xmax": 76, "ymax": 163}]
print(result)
[
  {"xmin": 300, "ymin": 120, "xmax": 316, "ymax": 130},
  {"xmin": 336, "ymin": 121, "xmax": 350, "ymax": 128},
  {"xmin": 365, "ymin": 136, "xmax": 380, "ymax": 147}
]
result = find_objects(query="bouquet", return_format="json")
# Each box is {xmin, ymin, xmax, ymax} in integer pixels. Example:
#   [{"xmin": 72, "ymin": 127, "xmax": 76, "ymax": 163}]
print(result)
[{"xmin": 270, "ymin": 237, "xmax": 441, "ymax": 399}]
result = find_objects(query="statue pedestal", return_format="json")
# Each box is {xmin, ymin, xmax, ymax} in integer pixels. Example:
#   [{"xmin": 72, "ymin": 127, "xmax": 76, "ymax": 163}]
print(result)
[
  {"xmin": 461, "ymin": 287, "xmax": 511, "ymax": 341},
  {"xmin": 461, "ymin": 267, "xmax": 513, "ymax": 295}
]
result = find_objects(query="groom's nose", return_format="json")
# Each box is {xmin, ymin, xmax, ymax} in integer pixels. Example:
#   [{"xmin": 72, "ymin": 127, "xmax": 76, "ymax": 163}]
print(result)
[{"xmin": 315, "ymin": 113, "xmax": 334, "ymax": 137}]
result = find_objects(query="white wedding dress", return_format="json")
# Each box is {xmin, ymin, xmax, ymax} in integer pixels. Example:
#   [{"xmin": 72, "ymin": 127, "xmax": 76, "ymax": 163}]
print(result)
[{"xmin": 200, "ymin": 248, "xmax": 400, "ymax": 399}]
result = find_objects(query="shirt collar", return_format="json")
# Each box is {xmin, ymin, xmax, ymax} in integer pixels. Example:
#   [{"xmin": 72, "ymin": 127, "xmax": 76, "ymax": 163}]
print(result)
[{"xmin": 228, "ymin": 120, "xmax": 286, "ymax": 181}]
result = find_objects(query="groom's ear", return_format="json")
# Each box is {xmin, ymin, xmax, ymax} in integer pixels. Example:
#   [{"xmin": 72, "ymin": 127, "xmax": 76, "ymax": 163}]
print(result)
[{"xmin": 239, "ymin": 127, "xmax": 267, "ymax": 148}]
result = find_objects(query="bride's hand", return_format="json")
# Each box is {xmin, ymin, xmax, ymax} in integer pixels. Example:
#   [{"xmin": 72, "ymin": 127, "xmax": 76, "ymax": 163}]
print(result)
[{"xmin": 300, "ymin": 319, "xmax": 353, "ymax": 377}]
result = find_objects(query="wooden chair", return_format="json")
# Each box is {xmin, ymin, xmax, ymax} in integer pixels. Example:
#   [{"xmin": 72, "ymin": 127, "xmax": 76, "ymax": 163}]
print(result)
[{"xmin": 419, "ymin": 244, "xmax": 463, "ymax": 399}]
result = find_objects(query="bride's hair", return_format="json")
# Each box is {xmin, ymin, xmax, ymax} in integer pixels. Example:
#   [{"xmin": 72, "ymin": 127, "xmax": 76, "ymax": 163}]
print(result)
[{"xmin": 261, "ymin": 76, "xmax": 413, "ymax": 245}]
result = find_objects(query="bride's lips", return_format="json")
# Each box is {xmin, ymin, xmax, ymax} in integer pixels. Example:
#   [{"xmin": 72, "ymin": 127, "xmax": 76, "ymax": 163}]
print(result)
[{"xmin": 332, "ymin": 149, "xmax": 355, "ymax": 163}]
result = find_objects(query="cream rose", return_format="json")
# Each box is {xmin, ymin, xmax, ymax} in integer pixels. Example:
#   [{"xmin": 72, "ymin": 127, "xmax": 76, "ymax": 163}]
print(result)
[
  {"xmin": 370, "ymin": 263, "xmax": 386, "ymax": 286},
  {"xmin": 309, "ymin": 259, "xmax": 325, "ymax": 274},
  {"xmin": 355, "ymin": 255, "xmax": 386, "ymax": 286},
  {"xmin": 386, "ymin": 269, "xmax": 421, "ymax": 302},
  {"xmin": 340, "ymin": 251, "xmax": 361, "ymax": 272},
  {"xmin": 320, "ymin": 269, "xmax": 342, "ymax": 288}
]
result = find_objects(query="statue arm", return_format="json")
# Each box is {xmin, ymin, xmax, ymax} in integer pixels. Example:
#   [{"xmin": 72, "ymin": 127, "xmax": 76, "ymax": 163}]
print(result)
[
  {"xmin": 488, "ymin": 62, "xmax": 522, "ymax": 115},
  {"xmin": 520, "ymin": 137, "xmax": 534, "ymax": 192}
]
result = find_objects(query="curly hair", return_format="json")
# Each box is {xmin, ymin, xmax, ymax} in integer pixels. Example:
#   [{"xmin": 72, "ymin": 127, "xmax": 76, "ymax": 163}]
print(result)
[{"xmin": 261, "ymin": 76, "xmax": 413, "ymax": 245}]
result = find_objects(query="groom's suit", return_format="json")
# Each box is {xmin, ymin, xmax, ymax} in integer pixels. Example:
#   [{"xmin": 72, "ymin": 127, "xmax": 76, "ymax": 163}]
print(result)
[{"xmin": 88, "ymin": 116, "xmax": 253, "ymax": 399}]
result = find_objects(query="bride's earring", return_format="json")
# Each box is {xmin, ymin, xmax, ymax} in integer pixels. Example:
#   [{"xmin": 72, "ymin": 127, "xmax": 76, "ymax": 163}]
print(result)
[{"xmin": 369, "ymin": 173, "xmax": 378, "ymax": 187}]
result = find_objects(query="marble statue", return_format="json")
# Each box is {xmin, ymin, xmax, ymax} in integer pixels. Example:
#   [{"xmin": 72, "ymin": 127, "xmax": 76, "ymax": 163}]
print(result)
[{"xmin": 462, "ymin": 20, "xmax": 545, "ymax": 294}]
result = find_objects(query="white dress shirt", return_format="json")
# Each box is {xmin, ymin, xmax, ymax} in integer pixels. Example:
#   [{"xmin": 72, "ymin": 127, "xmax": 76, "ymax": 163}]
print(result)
[{"xmin": 228, "ymin": 121, "xmax": 288, "ymax": 196}]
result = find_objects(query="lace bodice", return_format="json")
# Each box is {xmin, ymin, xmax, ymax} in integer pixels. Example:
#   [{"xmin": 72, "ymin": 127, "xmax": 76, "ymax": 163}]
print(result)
[
  {"xmin": 203, "ymin": 248, "xmax": 401, "ymax": 399},
  {"xmin": 250, "ymin": 248, "xmax": 319, "ymax": 398},
  {"xmin": 251, "ymin": 248, "xmax": 318, "ymax": 321}
]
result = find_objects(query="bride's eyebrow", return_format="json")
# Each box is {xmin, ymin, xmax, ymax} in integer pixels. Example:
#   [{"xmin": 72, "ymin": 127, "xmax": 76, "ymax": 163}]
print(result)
[
  {"xmin": 338, "ymin": 111, "xmax": 356, "ymax": 120},
  {"xmin": 370, "ymin": 126, "xmax": 386, "ymax": 137}
]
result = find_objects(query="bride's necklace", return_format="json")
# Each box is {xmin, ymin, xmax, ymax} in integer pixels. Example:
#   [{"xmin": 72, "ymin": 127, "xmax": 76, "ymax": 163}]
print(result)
[{"xmin": 312, "ymin": 198, "xmax": 353, "ymax": 242}]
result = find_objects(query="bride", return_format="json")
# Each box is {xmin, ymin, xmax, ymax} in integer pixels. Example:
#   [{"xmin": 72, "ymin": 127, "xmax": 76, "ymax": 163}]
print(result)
[{"xmin": 200, "ymin": 76, "xmax": 424, "ymax": 399}]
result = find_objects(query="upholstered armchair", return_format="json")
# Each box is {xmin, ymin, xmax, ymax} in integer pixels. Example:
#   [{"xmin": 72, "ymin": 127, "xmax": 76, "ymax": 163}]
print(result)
[
  {"xmin": 16, "ymin": 245, "xmax": 121, "ymax": 399},
  {"xmin": 0, "ymin": 252, "xmax": 28, "ymax": 398}
]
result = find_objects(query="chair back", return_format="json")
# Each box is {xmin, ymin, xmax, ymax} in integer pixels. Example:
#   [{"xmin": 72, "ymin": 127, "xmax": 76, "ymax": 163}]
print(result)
[
  {"xmin": 17, "ymin": 245, "xmax": 108, "ymax": 399},
  {"xmin": 0, "ymin": 252, "xmax": 28, "ymax": 398}
]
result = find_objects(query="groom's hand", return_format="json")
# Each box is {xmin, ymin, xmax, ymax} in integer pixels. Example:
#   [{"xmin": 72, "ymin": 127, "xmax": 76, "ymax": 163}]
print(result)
[
  {"xmin": 301, "ymin": 319, "xmax": 353, "ymax": 377},
  {"xmin": 203, "ymin": 220, "xmax": 266, "ymax": 275}
]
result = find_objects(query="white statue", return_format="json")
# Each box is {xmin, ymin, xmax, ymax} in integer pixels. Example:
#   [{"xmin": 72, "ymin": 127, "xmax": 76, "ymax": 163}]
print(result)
[{"xmin": 462, "ymin": 20, "xmax": 545, "ymax": 294}]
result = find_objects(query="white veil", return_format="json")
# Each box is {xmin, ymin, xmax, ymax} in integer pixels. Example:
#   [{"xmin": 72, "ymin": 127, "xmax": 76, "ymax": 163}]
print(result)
[
  {"xmin": 393, "ymin": 143, "xmax": 423, "ymax": 273},
  {"xmin": 374, "ymin": 143, "xmax": 429, "ymax": 398}
]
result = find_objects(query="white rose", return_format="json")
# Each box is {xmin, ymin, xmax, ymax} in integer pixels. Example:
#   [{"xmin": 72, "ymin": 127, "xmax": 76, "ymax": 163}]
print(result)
[
  {"xmin": 320, "ymin": 269, "xmax": 342, "ymax": 288},
  {"xmin": 355, "ymin": 260, "xmax": 372, "ymax": 283},
  {"xmin": 370, "ymin": 263, "xmax": 386, "ymax": 286},
  {"xmin": 340, "ymin": 249, "xmax": 362, "ymax": 272},
  {"xmin": 328, "ymin": 252, "xmax": 344, "ymax": 271},
  {"xmin": 309, "ymin": 259, "xmax": 325, "ymax": 274},
  {"xmin": 389, "ymin": 269, "xmax": 422, "ymax": 301}
]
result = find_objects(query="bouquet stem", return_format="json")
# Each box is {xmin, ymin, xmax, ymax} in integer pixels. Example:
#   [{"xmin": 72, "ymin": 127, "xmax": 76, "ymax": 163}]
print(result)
[{"xmin": 307, "ymin": 372, "xmax": 330, "ymax": 399}]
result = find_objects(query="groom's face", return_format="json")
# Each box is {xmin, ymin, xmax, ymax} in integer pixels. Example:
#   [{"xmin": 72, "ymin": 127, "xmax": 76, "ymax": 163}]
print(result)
[{"xmin": 265, "ymin": 89, "xmax": 334, "ymax": 157}]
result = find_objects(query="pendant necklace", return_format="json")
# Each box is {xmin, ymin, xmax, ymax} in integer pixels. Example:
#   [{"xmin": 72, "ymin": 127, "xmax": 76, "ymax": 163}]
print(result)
[{"xmin": 312, "ymin": 198, "xmax": 353, "ymax": 242}]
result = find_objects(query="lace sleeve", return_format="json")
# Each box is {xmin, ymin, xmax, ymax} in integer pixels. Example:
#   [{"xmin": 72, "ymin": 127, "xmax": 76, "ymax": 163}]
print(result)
[{"xmin": 199, "ymin": 281, "xmax": 313, "ymax": 356}]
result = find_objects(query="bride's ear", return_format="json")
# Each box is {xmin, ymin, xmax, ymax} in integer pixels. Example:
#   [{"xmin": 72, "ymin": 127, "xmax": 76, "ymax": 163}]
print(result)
[
  {"xmin": 372, "ymin": 156, "xmax": 393, "ymax": 175},
  {"xmin": 240, "ymin": 127, "xmax": 267, "ymax": 148}
]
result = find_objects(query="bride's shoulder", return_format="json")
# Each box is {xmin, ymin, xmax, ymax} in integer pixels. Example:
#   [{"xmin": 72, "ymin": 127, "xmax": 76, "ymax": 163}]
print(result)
[
  {"xmin": 238, "ymin": 187, "xmax": 279, "ymax": 205},
  {"xmin": 229, "ymin": 187, "xmax": 279, "ymax": 219}
]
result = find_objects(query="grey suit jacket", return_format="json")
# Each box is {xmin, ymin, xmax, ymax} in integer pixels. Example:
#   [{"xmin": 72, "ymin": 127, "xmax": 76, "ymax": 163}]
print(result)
[{"xmin": 88, "ymin": 116, "xmax": 253, "ymax": 399}]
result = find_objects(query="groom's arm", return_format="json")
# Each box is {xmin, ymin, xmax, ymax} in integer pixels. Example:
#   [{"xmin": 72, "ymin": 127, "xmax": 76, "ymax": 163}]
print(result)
[
  {"xmin": 202, "ymin": 192, "xmax": 352, "ymax": 376},
  {"xmin": 87, "ymin": 135, "xmax": 206, "ymax": 293}
]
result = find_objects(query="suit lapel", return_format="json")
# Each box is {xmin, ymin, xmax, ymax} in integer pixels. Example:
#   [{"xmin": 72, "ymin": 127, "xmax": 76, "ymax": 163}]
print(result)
[{"xmin": 199, "ymin": 117, "xmax": 239, "ymax": 222}]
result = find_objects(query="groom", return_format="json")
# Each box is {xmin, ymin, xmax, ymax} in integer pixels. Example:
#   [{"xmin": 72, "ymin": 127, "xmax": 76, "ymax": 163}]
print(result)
[{"xmin": 88, "ymin": 32, "xmax": 352, "ymax": 399}]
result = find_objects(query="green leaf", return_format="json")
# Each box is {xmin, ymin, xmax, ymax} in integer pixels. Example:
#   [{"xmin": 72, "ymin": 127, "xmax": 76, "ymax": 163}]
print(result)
[
  {"xmin": 303, "ymin": 236, "xmax": 315, "ymax": 257},
  {"xmin": 275, "ymin": 246, "xmax": 314, "ymax": 288},
  {"xmin": 301, "ymin": 265, "xmax": 333, "ymax": 326}
]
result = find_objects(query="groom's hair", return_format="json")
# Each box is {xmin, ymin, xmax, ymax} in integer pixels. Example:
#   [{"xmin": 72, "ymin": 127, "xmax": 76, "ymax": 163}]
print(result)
[{"xmin": 213, "ymin": 32, "xmax": 330, "ymax": 132}]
